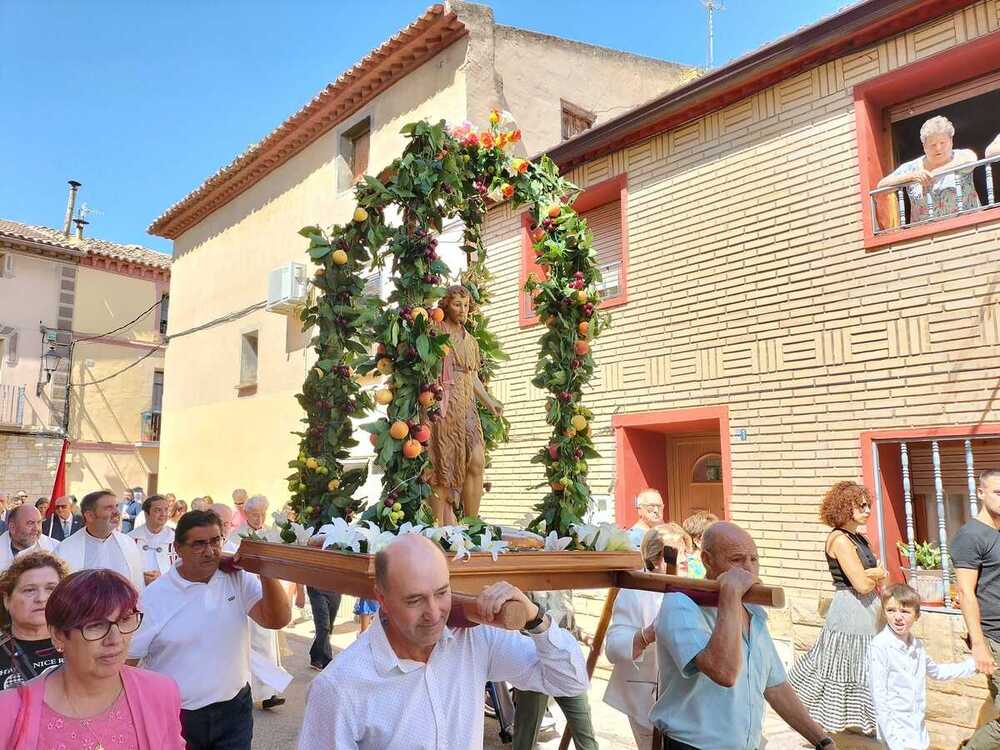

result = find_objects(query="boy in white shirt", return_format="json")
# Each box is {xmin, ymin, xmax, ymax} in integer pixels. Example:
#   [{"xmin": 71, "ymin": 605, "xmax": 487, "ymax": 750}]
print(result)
[{"xmin": 869, "ymin": 583, "xmax": 976, "ymax": 750}]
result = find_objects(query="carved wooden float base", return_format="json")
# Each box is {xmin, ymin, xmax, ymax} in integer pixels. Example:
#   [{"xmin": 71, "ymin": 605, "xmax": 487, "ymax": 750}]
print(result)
[{"xmin": 236, "ymin": 540, "xmax": 643, "ymax": 598}]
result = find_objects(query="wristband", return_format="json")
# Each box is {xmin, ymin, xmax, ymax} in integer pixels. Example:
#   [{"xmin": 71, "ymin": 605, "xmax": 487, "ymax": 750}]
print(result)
[{"xmin": 521, "ymin": 603, "xmax": 547, "ymax": 633}]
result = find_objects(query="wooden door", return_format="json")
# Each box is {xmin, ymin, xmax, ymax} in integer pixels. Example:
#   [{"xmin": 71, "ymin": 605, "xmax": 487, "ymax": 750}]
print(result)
[{"xmin": 666, "ymin": 435, "xmax": 725, "ymax": 523}]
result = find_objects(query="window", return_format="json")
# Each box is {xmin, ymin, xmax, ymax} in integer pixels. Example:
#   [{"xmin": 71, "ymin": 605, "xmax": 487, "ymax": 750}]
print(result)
[
  {"xmin": 561, "ymin": 101, "xmax": 594, "ymax": 141},
  {"xmin": 158, "ymin": 293, "xmax": 169, "ymax": 335},
  {"xmin": 518, "ymin": 174, "xmax": 629, "ymax": 327},
  {"xmin": 863, "ymin": 425, "xmax": 1000, "ymax": 609},
  {"xmin": 341, "ymin": 118, "xmax": 371, "ymax": 188},
  {"xmin": 854, "ymin": 32, "xmax": 1000, "ymax": 249},
  {"xmin": 239, "ymin": 330, "xmax": 259, "ymax": 387},
  {"xmin": 0, "ymin": 252, "xmax": 13, "ymax": 278},
  {"xmin": 692, "ymin": 454, "xmax": 723, "ymax": 483},
  {"xmin": 151, "ymin": 369, "xmax": 164, "ymax": 412}
]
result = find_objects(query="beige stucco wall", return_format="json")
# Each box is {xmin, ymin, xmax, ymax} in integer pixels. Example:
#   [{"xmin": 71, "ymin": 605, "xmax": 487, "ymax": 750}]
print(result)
[
  {"xmin": 0, "ymin": 248, "xmax": 65, "ymax": 430},
  {"xmin": 493, "ymin": 26, "xmax": 698, "ymax": 156},
  {"xmin": 159, "ymin": 41, "xmax": 472, "ymax": 504},
  {"xmin": 480, "ymin": 3, "xmax": 1000, "ymax": 744},
  {"xmin": 68, "ymin": 266, "xmax": 165, "ymax": 497}
]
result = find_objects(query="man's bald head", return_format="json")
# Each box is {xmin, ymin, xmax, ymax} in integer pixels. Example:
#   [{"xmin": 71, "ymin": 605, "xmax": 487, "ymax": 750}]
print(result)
[
  {"xmin": 374, "ymin": 534, "xmax": 448, "ymax": 592},
  {"xmin": 210, "ymin": 503, "xmax": 235, "ymax": 540},
  {"xmin": 701, "ymin": 521, "xmax": 759, "ymax": 580}
]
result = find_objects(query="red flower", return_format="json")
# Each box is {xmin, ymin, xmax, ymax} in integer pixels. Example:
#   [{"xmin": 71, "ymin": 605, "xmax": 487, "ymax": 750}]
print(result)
[
  {"xmin": 501, "ymin": 183, "xmax": 514, "ymax": 199},
  {"xmin": 480, "ymin": 132, "xmax": 495, "ymax": 149},
  {"xmin": 510, "ymin": 129, "xmax": 522, "ymax": 143}
]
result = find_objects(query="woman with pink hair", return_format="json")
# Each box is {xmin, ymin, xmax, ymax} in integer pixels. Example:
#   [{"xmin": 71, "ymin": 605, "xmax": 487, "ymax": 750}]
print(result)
[{"xmin": 0, "ymin": 569, "xmax": 184, "ymax": 749}]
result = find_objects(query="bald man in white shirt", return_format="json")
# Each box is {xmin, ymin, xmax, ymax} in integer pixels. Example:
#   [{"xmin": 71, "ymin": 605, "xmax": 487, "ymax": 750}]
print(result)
[{"xmin": 298, "ymin": 534, "xmax": 589, "ymax": 750}]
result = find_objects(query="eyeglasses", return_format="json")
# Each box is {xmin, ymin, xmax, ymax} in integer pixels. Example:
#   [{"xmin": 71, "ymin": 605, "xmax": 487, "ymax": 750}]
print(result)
[
  {"xmin": 79, "ymin": 611, "xmax": 143, "ymax": 641},
  {"xmin": 183, "ymin": 536, "xmax": 223, "ymax": 553},
  {"xmin": 55, "ymin": 504, "xmax": 71, "ymax": 509}
]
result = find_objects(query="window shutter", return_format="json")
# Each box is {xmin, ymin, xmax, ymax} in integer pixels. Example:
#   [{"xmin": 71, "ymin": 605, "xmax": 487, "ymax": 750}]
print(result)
[
  {"xmin": 6, "ymin": 332, "xmax": 17, "ymax": 365},
  {"xmin": 352, "ymin": 130, "xmax": 370, "ymax": 182},
  {"xmin": 582, "ymin": 200, "xmax": 623, "ymax": 298},
  {"xmin": 1, "ymin": 253, "xmax": 13, "ymax": 278}
]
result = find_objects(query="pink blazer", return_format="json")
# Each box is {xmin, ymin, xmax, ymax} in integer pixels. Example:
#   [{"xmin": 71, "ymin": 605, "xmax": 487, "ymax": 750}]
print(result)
[{"xmin": 0, "ymin": 665, "xmax": 185, "ymax": 750}]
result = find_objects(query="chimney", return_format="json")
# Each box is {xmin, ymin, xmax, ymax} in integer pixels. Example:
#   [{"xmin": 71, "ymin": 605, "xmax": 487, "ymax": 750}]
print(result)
[
  {"xmin": 63, "ymin": 180, "xmax": 82, "ymax": 236},
  {"xmin": 73, "ymin": 218, "xmax": 89, "ymax": 240}
]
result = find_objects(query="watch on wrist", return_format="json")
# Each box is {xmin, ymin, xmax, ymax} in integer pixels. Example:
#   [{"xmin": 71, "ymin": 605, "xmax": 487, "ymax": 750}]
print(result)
[
  {"xmin": 522, "ymin": 603, "xmax": 547, "ymax": 632},
  {"xmin": 815, "ymin": 736, "xmax": 834, "ymax": 750}
]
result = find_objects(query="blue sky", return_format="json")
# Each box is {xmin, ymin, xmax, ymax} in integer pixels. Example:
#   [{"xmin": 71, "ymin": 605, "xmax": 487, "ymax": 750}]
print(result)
[{"xmin": 0, "ymin": 1, "xmax": 848, "ymax": 254}]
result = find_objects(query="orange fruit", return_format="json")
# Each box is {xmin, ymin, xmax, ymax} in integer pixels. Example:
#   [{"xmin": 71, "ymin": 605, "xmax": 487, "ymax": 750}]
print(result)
[
  {"xmin": 353, "ymin": 207, "xmax": 368, "ymax": 222},
  {"xmin": 332, "ymin": 249, "xmax": 349, "ymax": 265},
  {"xmin": 377, "ymin": 357, "xmax": 393, "ymax": 374},
  {"xmin": 571, "ymin": 414, "xmax": 588, "ymax": 431},
  {"xmin": 547, "ymin": 205, "xmax": 561, "ymax": 219},
  {"xmin": 576, "ymin": 291, "xmax": 588, "ymax": 304},
  {"xmin": 389, "ymin": 421, "xmax": 409, "ymax": 440},
  {"xmin": 575, "ymin": 340, "xmax": 590, "ymax": 355},
  {"xmin": 375, "ymin": 389, "xmax": 394, "ymax": 405},
  {"xmin": 430, "ymin": 307, "xmax": 445, "ymax": 323},
  {"xmin": 418, "ymin": 391, "xmax": 436, "ymax": 407},
  {"xmin": 411, "ymin": 307, "xmax": 428, "ymax": 320},
  {"xmin": 564, "ymin": 427, "xmax": 577, "ymax": 438},
  {"xmin": 402, "ymin": 439, "xmax": 423, "ymax": 459},
  {"xmin": 577, "ymin": 321, "xmax": 589, "ymax": 336}
]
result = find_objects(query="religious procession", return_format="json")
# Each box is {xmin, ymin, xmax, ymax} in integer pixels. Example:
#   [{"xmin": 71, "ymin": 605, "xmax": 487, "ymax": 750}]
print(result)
[{"xmin": 3, "ymin": 1, "xmax": 1000, "ymax": 749}]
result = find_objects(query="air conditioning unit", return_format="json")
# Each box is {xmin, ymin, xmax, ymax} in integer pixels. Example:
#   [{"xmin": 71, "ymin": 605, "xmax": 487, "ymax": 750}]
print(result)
[{"xmin": 266, "ymin": 262, "xmax": 308, "ymax": 314}]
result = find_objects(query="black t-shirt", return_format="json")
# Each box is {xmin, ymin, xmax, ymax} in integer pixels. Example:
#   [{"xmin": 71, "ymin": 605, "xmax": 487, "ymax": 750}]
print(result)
[
  {"xmin": 0, "ymin": 636, "xmax": 63, "ymax": 690},
  {"xmin": 951, "ymin": 518, "xmax": 1000, "ymax": 642}
]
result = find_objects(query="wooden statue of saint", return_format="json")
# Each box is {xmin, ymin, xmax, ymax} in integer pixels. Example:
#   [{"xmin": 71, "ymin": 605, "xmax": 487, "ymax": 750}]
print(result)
[{"xmin": 427, "ymin": 285, "xmax": 503, "ymax": 525}]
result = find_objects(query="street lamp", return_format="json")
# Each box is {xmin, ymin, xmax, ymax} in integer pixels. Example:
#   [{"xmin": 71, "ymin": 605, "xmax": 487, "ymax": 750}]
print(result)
[{"xmin": 37, "ymin": 345, "xmax": 62, "ymax": 396}]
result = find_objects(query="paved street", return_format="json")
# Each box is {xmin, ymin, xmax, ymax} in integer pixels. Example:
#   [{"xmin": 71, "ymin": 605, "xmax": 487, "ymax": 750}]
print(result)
[{"xmin": 249, "ymin": 602, "xmax": 827, "ymax": 750}]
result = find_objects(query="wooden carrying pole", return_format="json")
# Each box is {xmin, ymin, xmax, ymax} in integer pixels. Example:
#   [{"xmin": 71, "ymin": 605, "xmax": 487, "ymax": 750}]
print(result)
[{"xmin": 616, "ymin": 571, "xmax": 785, "ymax": 608}]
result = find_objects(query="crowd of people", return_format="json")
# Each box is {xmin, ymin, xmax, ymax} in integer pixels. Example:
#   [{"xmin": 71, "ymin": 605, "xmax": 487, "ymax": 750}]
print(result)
[{"xmin": 0, "ymin": 477, "xmax": 998, "ymax": 749}]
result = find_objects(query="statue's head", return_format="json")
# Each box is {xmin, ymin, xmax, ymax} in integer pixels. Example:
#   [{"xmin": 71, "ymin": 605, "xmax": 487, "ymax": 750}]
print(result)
[{"xmin": 439, "ymin": 285, "xmax": 472, "ymax": 325}]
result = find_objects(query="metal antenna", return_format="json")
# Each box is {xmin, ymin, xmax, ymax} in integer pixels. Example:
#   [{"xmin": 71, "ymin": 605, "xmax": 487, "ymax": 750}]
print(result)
[
  {"xmin": 76, "ymin": 202, "xmax": 103, "ymax": 221},
  {"xmin": 701, "ymin": 0, "xmax": 725, "ymax": 69}
]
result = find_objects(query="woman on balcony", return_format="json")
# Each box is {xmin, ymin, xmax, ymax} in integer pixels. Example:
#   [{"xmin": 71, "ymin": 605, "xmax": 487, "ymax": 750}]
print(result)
[
  {"xmin": 877, "ymin": 115, "xmax": 979, "ymax": 226},
  {"xmin": 788, "ymin": 481, "xmax": 887, "ymax": 736}
]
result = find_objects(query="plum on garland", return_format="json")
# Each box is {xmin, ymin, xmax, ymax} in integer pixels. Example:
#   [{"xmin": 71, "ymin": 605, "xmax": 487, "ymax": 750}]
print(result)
[{"xmin": 284, "ymin": 110, "xmax": 610, "ymax": 547}]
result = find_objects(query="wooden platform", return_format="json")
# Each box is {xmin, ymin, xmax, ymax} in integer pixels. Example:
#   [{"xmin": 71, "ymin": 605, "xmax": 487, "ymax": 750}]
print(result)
[{"xmin": 236, "ymin": 540, "xmax": 642, "ymax": 598}]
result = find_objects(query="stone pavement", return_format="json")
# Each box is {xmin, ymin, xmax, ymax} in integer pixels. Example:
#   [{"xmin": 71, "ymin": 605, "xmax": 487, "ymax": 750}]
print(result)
[{"xmin": 250, "ymin": 601, "xmax": 809, "ymax": 749}]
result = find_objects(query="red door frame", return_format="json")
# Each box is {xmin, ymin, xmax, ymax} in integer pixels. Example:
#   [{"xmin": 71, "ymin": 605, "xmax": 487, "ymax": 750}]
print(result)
[{"xmin": 612, "ymin": 406, "xmax": 732, "ymax": 528}]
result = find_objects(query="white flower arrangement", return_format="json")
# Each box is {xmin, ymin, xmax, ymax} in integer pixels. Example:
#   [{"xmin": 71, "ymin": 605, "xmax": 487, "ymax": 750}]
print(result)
[{"xmin": 571, "ymin": 522, "xmax": 636, "ymax": 552}]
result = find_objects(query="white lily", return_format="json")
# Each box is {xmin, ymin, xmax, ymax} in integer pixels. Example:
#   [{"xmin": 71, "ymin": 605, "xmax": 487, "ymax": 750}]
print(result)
[
  {"xmin": 446, "ymin": 532, "xmax": 473, "ymax": 562},
  {"xmin": 289, "ymin": 522, "xmax": 313, "ymax": 546},
  {"xmin": 318, "ymin": 517, "xmax": 363, "ymax": 553},
  {"xmin": 572, "ymin": 522, "xmax": 600, "ymax": 549},
  {"xmin": 397, "ymin": 522, "xmax": 427, "ymax": 536},
  {"xmin": 543, "ymin": 530, "xmax": 573, "ymax": 552},
  {"xmin": 271, "ymin": 511, "xmax": 289, "ymax": 528},
  {"xmin": 261, "ymin": 526, "xmax": 284, "ymax": 544},
  {"xmin": 476, "ymin": 527, "xmax": 509, "ymax": 562},
  {"xmin": 500, "ymin": 110, "xmax": 516, "ymax": 127},
  {"xmin": 355, "ymin": 521, "xmax": 397, "ymax": 554}
]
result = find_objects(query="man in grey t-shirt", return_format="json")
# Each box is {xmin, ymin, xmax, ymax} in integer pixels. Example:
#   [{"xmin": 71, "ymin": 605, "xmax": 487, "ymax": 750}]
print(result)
[{"xmin": 952, "ymin": 469, "xmax": 1000, "ymax": 750}]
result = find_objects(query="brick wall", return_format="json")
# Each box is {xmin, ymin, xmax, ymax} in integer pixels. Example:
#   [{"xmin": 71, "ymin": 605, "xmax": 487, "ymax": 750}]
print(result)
[
  {"xmin": 481, "ymin": 3, "xmax": 1000, "ymax": 743},
  {"xmin": 0, "ymin": 432, "xmax": 63, "ymax": 498}
]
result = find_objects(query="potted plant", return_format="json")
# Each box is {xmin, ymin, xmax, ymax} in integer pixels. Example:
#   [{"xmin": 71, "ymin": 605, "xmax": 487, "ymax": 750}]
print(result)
[{"xmin": 896, "ymin": 540, "xmax": 946, "ymax": 605}]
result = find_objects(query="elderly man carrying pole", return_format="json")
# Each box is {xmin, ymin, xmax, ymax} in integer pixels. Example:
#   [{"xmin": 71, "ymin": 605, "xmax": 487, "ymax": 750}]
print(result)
[
  {"xmin": 652, "ymin": 521, "xmax": 834, "ymax": 750},
  {"xmin": 298, "ymin": 534, "xmax": 589, "ymax": 750}
]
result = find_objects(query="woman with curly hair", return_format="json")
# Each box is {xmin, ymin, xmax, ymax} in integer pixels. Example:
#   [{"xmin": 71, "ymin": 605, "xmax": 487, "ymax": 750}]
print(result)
[{"xmin": 788, "ymin": 481, "xmax": 887, "ymax": 736}]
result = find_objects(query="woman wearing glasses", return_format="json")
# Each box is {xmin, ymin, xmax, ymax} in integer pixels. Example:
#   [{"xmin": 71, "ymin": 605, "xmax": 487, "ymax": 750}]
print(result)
[
  {"xmin": 0, "ymin": 568, "xmax": 185, "ymax": 748},
  {"xmin": 0, "ymin": 551, "xmax": 68, "ymax": 690},
  {"xmin": 788, "ymin": 481, "xmax": 887, "ymax": 738}
]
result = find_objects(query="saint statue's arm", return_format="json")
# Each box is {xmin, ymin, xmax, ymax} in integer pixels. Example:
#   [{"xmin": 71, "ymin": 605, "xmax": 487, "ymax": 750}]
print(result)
[{"xmin": 472, "ymin": 373, "xmax": 503, "ymax": 416}]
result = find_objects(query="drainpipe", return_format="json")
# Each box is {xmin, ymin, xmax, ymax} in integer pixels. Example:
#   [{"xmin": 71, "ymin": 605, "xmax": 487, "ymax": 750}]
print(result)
[{"xmin": 63, "ymin": 180, "xmax": 81, "ymax": 236}]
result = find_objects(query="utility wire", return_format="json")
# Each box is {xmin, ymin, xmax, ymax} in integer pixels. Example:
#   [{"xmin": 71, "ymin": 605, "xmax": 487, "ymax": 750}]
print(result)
[
  {"xmin": 68, "ymin": 346, "xmax": 161, "ymax": 387},
  {"xmin": 73, "ymin": 297, "xmax": 164, "ymax": 344}
]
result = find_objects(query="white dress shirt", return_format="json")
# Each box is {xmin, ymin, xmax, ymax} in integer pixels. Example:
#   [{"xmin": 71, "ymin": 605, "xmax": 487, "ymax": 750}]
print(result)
[
  {"xmin": 128, "ymin": 524, "xmax": 176, "ymax": 574},
  {"xmin": 128, "ymin": 565, "xmax": 263, "ymax": 709},
  {"xmin": 869, "ymin": 626, "xmax": 976, "ymax": 750},
  {"xmin": 297, "ymin": 614, "xmax": 589, "ymax": 750},
  {"xmin": 83, "ymin": 530, "xmax": 129, "ymax": 572}
]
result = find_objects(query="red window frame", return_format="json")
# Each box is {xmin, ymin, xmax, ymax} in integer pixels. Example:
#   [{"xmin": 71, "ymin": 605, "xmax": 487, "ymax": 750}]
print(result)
[
  {"xmin": 518, "ymin": 174, "xmax": 629, "ymax": 327},
  {"xmin": 854, "ymin": 31, "xmax": 1000, "ymax": 251}
]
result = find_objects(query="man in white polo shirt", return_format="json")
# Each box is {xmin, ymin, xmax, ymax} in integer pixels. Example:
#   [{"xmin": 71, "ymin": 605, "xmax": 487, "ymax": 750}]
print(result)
[
  {"xmin": 56, "ymin": 489, "xmax": 144, "ymax": 591},
  {"xmin": 128, "ymin": 509, "xmax": 291, "ymax": 750},
  {"xmin": 128, "ymin": 493, "xmax": 175, "ymax": 585}
]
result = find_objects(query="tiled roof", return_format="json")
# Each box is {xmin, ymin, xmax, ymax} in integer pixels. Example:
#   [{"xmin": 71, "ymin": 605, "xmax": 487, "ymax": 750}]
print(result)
[
  {"xmin": 148, "ymin": 4, "xmax": 467, "ymax": 240},
  {"xmin": 0, "ymin": 219, "xmax": 172, "ymax": 270}
]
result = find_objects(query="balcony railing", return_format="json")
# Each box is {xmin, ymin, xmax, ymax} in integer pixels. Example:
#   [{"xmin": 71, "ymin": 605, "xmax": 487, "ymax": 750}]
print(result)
[
  {"xmin": 141, "ymin": 410, "xmax": 161, "ymax": 443},
  {"xmin": 869, "ymin": 154, "xmax": 1000, "ymax": 235},
  {"xmin": 0, "ymin": 384, "xmax": 26, "ymax": 427}
]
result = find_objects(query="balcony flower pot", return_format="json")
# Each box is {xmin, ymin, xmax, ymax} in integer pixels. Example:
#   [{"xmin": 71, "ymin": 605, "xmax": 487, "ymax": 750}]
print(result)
[{"xmin": 902, "ymin": 567, "xmax": 946, "ymax": 606}]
